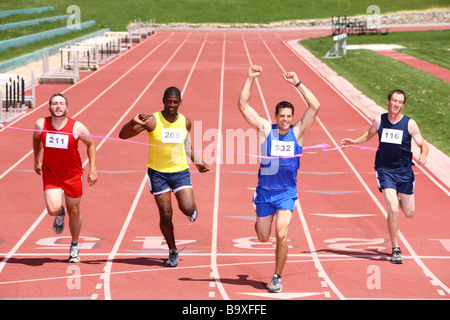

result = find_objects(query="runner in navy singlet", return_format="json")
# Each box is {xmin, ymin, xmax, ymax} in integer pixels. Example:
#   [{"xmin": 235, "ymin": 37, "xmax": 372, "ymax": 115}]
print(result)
[
  {"xmin": 341, "ymin": 89, "xmax": 428, "ymax": 264},
  {"xmin": 238, "ymin": 65, "xmax": 320, "ymax": 292}
]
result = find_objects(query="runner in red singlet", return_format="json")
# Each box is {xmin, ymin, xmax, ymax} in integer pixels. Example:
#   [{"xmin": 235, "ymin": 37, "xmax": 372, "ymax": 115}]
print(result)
[{"xmin": 33, "ymin": 93, "xmax": 98, "ymax": 263}]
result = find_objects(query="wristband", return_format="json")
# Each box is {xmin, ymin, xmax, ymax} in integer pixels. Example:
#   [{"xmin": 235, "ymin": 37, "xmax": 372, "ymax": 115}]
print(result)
[{"xmin": 295, "ymin": 81, "xmax": 302, "ymax": 87}]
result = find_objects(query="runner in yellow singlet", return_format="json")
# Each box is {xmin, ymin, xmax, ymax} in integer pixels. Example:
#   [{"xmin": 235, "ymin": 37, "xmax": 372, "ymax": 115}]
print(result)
[{"xmin": 119, "ymin": 87, "xmax": 209, "ymax": 267}]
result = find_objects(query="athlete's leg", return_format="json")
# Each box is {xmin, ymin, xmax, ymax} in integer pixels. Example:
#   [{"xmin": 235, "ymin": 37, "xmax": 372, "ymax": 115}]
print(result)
[
  {"xmin": 154, "ymin": 192, "xmax": 176, "ymax": 249},
  {"xmin": 382, "ymin": 188, "xmax": 401, "ymax": 248},
  {"xmin": 174, "ymin": 187, "xmax": 197, "ymax": 217},
  {"xmin": 274, "ymin": 209, "xmax": 292, "ymax": 276},
  {"xmin": 255, "ymin": 214, "xmax": 274, "ymax": 243},
  {"xmin": 44, "ymin": 188, "xmax": 64, "ymax": 216},
  {"xmin": 398, "ymin": 193, "xmax": 415, "ymax": 218},
  {"xmin": 65, "ymin": 194, "xmax": 82, "ymax": 243}
]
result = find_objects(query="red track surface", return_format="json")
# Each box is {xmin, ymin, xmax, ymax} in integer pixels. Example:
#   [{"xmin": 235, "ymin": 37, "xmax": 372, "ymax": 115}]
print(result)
[
  {"xmin": 375, "ymin": 49, "xmax": 450, "ymax": 82},
  {"xmin": 1, "ymin": 26, "xmax": 449, "ymax": 302}
]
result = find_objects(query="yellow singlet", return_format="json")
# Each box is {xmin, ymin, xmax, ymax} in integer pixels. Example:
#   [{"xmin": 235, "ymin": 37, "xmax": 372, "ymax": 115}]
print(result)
[{"xmin": 147, "ymin": 111, "xmax": 189, "ymax": 172}]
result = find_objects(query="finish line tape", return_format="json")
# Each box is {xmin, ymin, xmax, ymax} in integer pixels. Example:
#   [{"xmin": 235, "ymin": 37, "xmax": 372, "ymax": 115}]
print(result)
[{"xmin": 0, "ymin": 124, "xmax": 378, "ymax": 159}]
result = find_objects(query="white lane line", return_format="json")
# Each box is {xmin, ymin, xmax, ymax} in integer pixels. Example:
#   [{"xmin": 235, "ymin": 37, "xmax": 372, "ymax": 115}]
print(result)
[
  {"xmin": 102, "ymin": 33, "xmax": 193, "ymax": 300},
  {"xmin": 210, "ymin": 32, "xmax": 230, "ymax": 300}
]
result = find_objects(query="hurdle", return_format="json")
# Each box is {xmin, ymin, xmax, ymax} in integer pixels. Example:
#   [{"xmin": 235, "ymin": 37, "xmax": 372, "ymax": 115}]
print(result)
[
  {"xmin": 127, "ymin": 19, "xmax": 155, "ymax": 43},
  {"xmin": 1, "ymin": 72, "xmax": 36, "ymax": 123},
  {"xmin": 331, "ymin": 15, "xmax": 389, "ymax": 35},
  {"xmin": 105, "ymin": 31, "xmax": 132, "ymax": 50},
  {"xmin": 63, "ymin": 41, "xmax": 104, "ymax": 70},
  {"xmin": 323, "ymin": 33, "xmax": 347, "ymax": 59},
  {"xmin": 61, "ymin": 35, "xmax": 123, "ymax": 71},
  {"xmin": 60, "ymin": 45, "xmax": 98, "ymax": 71},
  {"xmin": 38, "ymin": 51, "xmax": 79, "ymax": 84},
  {"xmin": 127, "ymin": 21, "xmax": 142, "ymax": 43},
  {"xmin": 79, "ymin": 36, "xmax": 122, "ymax": 61}
]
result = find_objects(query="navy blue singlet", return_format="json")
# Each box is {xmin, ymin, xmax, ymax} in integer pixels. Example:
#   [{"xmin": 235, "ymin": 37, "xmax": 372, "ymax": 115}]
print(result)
[{"xmin": 375, "ymin": 113, "xmax": 413, "ymax": 172}]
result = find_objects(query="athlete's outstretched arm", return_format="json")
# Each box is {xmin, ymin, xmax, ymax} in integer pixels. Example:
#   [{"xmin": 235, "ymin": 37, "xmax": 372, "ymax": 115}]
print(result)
[{"xmin": 341, "ymin": 115, "xmax": 380, "ymax": 146}]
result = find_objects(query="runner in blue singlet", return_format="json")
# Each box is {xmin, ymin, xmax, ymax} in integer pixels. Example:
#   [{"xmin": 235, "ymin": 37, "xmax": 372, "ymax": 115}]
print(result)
[
  {"xmin": 238, "ymin": 65, "xmax": 320, "ymax": 292},
  {"xmin": 341, "ymin": 89, "xmax": 428, "ymax": 264}
]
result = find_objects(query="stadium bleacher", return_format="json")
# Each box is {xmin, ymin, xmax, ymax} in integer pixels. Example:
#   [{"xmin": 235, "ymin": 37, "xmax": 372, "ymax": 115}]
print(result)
[{"xmin": 0, "ymin": 7, "xmax": 154, "ymax": 123}]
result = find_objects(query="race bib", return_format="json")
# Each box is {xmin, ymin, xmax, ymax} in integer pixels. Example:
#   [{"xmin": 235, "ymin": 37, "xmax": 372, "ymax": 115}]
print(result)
[
  {"xmin": 161, "ymin": 128, "xmax": 184, "ymax": 143},
  {"xmin": 271, "ymin": 140, "xmax": 294, "ymax": 157},
  {"xmin": 380, "ymin": 128, "xmax": 403, "ymax": 145},
  {"xmin": 45, "ymin": 133, "xmax": 69, "ymax": 149}
]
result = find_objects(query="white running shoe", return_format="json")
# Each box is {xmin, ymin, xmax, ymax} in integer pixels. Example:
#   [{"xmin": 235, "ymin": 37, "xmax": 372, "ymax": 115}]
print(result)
[
  {"xmin": 188, "ymin": 209, "xmax": 198, "ymax": 222},
  {"xmin": 268, "ymin": 274, "xmax": 282, "ymax": 293},
  {"xmin": 68, "ymin": 242, "xmax": 80, "ymax": 263}
]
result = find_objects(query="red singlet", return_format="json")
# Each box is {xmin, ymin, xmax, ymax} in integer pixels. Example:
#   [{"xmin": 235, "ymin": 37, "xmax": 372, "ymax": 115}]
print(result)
[{"xmin": 40, "ymin": 117, "xmax": 83, "ymax": 197}]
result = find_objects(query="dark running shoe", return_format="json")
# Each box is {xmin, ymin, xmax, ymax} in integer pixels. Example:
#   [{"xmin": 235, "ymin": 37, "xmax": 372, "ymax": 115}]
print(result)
[
  {"xmin": 53, "ymin": 206, "xmax": 66, "ymax": 234},
  {"xmin": 390, "ymin": 247, "xmax": 403, "ymax": 264},
  {"xmin": 164, "ymin": 248, "xmax": 179, "ymax": 267}
]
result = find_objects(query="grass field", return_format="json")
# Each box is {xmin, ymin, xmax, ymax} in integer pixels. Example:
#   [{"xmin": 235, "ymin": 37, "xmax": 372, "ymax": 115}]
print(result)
[
  {"xmin": 300, "ymin": 30, "xmax": 449, "ymax": 155},
  {"xmin": 1, "ymin": 0, "xmax": 449, "ymax": 29}
]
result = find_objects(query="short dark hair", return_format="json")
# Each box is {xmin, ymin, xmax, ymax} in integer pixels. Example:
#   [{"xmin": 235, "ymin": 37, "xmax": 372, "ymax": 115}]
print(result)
[
  {"xmin": 163, "ymin": 87, "xmax": 181, "ymax": 100},
  {"xmin": 49, "ymin": 93, "xmax": 68, "ymax": 106},
  {"xmin": 275, "ymin": 101, "xmax": 294, "ymax": 115},
  {"xmin": 388, "ymin": 89, "xmax": 407, "ymax": 104}
]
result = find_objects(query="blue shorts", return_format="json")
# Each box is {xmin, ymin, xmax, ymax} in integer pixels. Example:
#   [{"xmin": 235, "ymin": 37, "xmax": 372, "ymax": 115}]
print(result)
[
  {"xmin": 252, "ymin": 186, "xmax": 298, "ymax": 217},
  {"xmin": 376, "ymin": 167, "xmax": 415, "ymax": 195},
  {"xmin": 147, "ymin": 168, "xmax": 192, "ymax": 195}
]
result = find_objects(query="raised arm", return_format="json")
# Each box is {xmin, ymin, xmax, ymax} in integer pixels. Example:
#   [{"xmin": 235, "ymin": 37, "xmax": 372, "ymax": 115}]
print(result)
[
  {"xmin": 284, "ymin": 72, "xmax": 320, "ymax": 144},
  {"xmin": 237, "ymin": 65, "xmax": 271, "ymax": 136}
]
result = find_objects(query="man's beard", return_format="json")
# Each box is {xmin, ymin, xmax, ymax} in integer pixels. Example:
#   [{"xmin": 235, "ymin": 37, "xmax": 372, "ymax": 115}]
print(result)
[{"xmin": 50, "ymin": 109, "xmax": 67, "ymax": 117}]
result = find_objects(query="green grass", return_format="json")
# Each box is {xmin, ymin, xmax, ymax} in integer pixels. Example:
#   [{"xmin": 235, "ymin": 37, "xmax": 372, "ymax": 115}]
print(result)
[
  {"xmin": 330, "ymin": 30, "xmax": 450, "ymax": 69},
  {"xmin": 1, "ymin": 0, "xmax": 449, "ymax": 29},
  {"xmin": 0, "ymin": 19, "xmax": 71, "ymax": 41},
  {"xmin": 1, "ymin": 1, "xmax": 448, "ymax": 63},
  {"xmin": 300, "ymin": 30, "xmax": 450, "ymax": 155},
  {"xmin": 0, "ymin": 25, "xmax": 100, "ymax": 63}
]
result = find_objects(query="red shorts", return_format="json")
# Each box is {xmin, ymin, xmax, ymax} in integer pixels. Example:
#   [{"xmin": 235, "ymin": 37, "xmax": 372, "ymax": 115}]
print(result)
[{"xmin": 42, "ymin": 172, "xmax": 84, "ymax": 198}]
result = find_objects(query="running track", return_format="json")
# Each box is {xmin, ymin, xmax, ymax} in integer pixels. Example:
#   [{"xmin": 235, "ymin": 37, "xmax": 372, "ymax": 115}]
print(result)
[{"xmin": 1, "ymin": 26, "xmax": 449, "ymax": 301}]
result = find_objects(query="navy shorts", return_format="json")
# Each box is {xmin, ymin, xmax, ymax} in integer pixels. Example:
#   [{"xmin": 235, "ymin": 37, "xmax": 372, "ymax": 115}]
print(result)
[
  {"xmin": 252, "ymin": 186, "xmax": 298, "ymax": 217},
  {"xmin": 376, "ymin": 167, "xmax": 415, "ymax": 195},
  {"xmin": 147, "ymin": 168, "xmax": 192, "ymax": 195}
]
